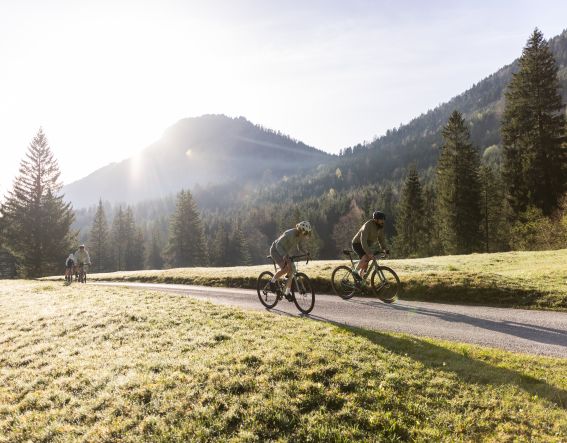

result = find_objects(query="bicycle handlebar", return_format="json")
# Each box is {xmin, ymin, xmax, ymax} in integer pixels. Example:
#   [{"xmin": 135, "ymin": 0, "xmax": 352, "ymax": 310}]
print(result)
[{"xmin": 289, "ymin": 253, "xmax": 310, "ymax": 265}]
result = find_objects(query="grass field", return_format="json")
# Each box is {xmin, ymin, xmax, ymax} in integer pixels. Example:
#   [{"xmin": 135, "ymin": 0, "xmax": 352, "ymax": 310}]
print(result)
[
  {"xmin": 1, "ymin": 280, "xmax": 566, "ymax": 442},
  {"xmin": 48, "ymin": 249, "xmax": 567, "ymax": 311}
]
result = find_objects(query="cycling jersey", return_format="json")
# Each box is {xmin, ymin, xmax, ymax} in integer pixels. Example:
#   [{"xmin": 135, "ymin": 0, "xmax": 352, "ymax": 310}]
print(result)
[
  {"xmin": 352, "ymin": 220, "xmax": 387, "ymax": 256},
  {"xmin": 74, "ymin": 249, "xmax": 91, "ymax": 265},
  {"xmin": 273, "ymin": 228, "xmax": 307, "ymax": 257}
]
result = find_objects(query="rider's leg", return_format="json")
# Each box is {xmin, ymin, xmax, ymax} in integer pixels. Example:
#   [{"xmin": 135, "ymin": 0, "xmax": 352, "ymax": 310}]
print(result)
[{"xmin": 356, "ymin": 255, "xmax": 371, "ymax": 277}]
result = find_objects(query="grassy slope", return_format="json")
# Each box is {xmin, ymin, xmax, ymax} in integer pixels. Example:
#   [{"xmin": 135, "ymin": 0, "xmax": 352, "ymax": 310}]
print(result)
[
  {"xmin": 0, "ymin": 280, "xmax": 566, "ymax": 442},
  {"xmin": 50, "ymin": 249, "xmax": 567, "ymax": 310}
]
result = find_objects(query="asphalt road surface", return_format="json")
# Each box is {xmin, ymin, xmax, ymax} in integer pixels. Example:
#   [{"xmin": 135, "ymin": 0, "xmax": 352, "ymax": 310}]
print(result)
[{"xmin": 95, "ymin": 282, "xmax": 567, "ymax": 358}]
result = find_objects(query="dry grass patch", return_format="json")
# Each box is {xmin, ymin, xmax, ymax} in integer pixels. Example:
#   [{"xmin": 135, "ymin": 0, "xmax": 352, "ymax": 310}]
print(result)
[{"xmin": 0, "ymin": 280, "xmax": 566, "ymax": 442}]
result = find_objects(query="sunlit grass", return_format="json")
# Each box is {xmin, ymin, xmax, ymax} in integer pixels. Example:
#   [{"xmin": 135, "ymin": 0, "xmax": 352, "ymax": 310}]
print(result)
[
  {"xmin": 0, "ymin": 280, "xmax": 566, "ymax": 441},
  {"xmin": 46, "ymin": 249, "xmax": 567, "ymax": 310}
]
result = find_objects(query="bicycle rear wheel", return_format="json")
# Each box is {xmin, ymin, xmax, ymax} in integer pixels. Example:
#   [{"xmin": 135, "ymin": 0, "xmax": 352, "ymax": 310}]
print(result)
[
  {"xmin": 371, "ymin": 266, "xmax": 400, "ymax": 303},
  {"xmin": 331, "ymin": 265, "xmax": 358, "ymax": 299},
  {"xmin": 292, "ymin": 272, "xmax": 315, "ymax": 314},
  {"xmin": 256, "ymin": 271, "xmax": 279, "ymax": 309}
]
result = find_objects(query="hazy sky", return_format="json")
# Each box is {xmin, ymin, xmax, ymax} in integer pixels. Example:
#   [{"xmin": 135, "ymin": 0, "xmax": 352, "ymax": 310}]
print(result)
[{"xmin": 1, "ymin": 0, "xmax": 566, "ymax": 196}]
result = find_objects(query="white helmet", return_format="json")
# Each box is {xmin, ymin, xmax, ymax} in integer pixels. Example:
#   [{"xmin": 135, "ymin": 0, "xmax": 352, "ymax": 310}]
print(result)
[{"xmin": 296, "ymin": 221, "xmax": 312, "ymax": 234}]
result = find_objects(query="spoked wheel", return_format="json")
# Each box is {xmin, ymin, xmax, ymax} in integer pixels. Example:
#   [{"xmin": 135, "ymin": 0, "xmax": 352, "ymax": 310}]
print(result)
[
  {"xmin": 256, "ymin": 271, "xmax": 279, "ymax": 309},
  {"xmin": 291, "ymin": 272, "xmax": 315, "ymax": 314},
  {"xmin": 331, "ymin": 265, "xmax": 359, "ymax": 299},
  {"xmin": 371, "ymin": 266, "xmax": 400, "ymax": 303}
]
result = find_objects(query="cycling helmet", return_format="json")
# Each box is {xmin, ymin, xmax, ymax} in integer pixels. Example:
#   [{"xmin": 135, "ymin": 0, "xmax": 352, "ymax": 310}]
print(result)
[
  {"xmin": 296, "ymin": 221, "xmax": 312, "ymax": 234},
  {"xmin": 79, "ymin": 244, "xmax": 85, "ymax": 249},
  {"xmin": 373, "ymin": 211, "xmax": 386, "ymax": 221}
]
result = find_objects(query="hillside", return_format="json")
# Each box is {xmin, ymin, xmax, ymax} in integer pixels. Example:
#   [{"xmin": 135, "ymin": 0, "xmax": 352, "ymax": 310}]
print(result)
[
  {"xmin": 63, "ymin": 115, "xmax": 332, "ymax": 208},
  {"xmin": 252, "ymin": 29, "xmax": 567, "ymax": 204}
]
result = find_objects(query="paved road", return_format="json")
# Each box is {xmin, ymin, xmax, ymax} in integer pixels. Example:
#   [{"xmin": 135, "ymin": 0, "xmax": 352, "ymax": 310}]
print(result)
[{"xmin": 94, "ymin": 282, "xmax": 567, "ymax": 358}]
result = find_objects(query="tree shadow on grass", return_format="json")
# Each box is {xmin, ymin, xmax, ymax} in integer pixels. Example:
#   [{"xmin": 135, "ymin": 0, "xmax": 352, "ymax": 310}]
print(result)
[
  {"xmin": 343, "ymin": 298, "xmax": 567, "ymax": 349},
  {"xmin": 334, "ymin": 322, "xmax": 567, "ymax": 410}
]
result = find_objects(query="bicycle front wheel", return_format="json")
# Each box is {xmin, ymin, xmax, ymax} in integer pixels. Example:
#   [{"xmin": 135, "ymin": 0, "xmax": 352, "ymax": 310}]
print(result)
[
  {"xmin": 331, "ymin": 265, "xmax": 358, "ymax": 299},
  {"xmin": 292, "ymin": 272, "xmax": 315, "ymax": 314},
  {"xmin": 370, "ymin": 266, "xmax": 400, "ymax": 303},
  {"xmin": 256, "ymin": 271, "xmax": 279, "ymax": 309}
]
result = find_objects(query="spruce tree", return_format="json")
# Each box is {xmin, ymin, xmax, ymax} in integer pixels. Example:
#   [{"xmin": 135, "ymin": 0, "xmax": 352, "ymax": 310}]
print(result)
[
  {"xmin": 0, "ymin": 129, "xmax": 74, "ymax": 277},
  {"xmin": 124, "ymin": 207, "xmax": 145, "ymax": 270},
  {"xmin": 147, "ymin": 228, "xmax": 164, "ymax": 269},
  {"xmin": 111, "ymin": 207, "xmax": 127, "ymax": 271},
  {"xmin": 210, "ymin": 223, "xmax": 229, "ymax": 266},
  {"xmin": 89, "ymin": 199, "xmax": 110, "ymax": 272},
  {"xmin": 395, "ymin": 165, "xmax": 425, "ymax": 257},
  {"xmin": 436, "ymin": 111, "xmax": 482, "ymax": 254},
  {"xmin": 479, "ymin": 165, "xmax": 509, "ymax": 252},
  {"xmin": 502, "ymin": 28, "xmax": 567, "ymax": 216},
  {"xmin": 165, "ymin": 190, "xmax": 208, "ymax": 267},
  {"xmin": 232, "ymin": 224, "xmax": 252, "ymax": 266}
]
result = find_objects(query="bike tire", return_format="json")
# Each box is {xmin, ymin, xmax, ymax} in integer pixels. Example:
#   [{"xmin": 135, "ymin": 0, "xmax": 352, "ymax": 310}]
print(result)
[
  {"xmin": 256, "ymin": 271, "xmax": 279, "ymax": 309},
  {"xmin": 331, "ymin": 265, "xmax": 359, "ymax": 299},
  {"xmin": 370, "ymin": 266, "xmax": 400, "ymax": 303},
  {"xmin": 291, "ymin": 272, "xmax": 315, "ymax": 314}
]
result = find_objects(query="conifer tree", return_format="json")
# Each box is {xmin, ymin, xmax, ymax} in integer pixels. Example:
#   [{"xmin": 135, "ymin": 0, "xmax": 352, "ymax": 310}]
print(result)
[
  {"xmin": 0, "ymin": 129, "xmax": 74, "ymax": 277},
  {"xmin": 436, "ymin": 111, "xmax": 482, "ymax": 254},
  {"xmin": 232, "ymin": 224, "xmax": 252, "ymax": 266},
  {"xmin": 165, "ymin": 190, "xmax": 208, "ymax": 267},
  {"xmin": 479, "ymin": 165, "xmax": 509, "ymax": 252},
  {"xmin": 111, "ymin": 207, "xmax": 127, "ymax": 271},
  {"xmin": 147, "ymin": 228, "xmax": 164, "ymax": 269},
  {"xmin": 502, "ymin": 28, "xmax": 567, "ymax": 216},
  {"xmin": 210, "ymin": 223, "xmax": 230, "ymax": 266},
  {"xmin": 89, "ymin": 199, "xmax": 110, "ymax": 272},
  {"xmin": 395, "ymin": 165, "xmax": 425, "ymax": 257},
  {"xmin": 124, "ymin": 207, "xmax": 145, "ymax": 270}
]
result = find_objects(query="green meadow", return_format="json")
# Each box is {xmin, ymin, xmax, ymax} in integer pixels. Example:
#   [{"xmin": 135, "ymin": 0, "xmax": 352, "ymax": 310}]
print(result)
[{"xmin": 0, "ymin": 281, "xmax": 566, "ymax": 442}]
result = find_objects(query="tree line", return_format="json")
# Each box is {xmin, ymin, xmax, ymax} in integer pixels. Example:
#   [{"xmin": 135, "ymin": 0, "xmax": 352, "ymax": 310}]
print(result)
[{"xmin": 1, "ymin": 29, "xmax": 565, "ymax": 277}]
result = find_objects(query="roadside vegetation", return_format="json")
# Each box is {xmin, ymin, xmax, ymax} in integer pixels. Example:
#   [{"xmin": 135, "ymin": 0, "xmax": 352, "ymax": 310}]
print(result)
[
  {"xmin": 0, "ymin": 281, "xmax": 566, "ymax": 442},
  {"xmin": 46, "ymin": 249, "xmax": 567, "ymax": 311}
]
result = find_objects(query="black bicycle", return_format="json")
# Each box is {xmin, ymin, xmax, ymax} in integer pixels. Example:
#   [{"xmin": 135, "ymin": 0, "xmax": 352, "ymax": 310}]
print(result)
[
  {"xmin": 76, "ymin": 263, "xmax": 87, "ymax": 284},
  {"xmin": 331, "ymin": 250, "xmax": 400, "ymax": 303},
  {"xmin": 256, "ymin": 254, "xmax": 315, "ymax": 314}
]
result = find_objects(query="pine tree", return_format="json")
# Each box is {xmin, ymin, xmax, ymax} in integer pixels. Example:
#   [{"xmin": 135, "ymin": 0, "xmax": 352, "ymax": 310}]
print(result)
[
  {"xmin": 111, "ymin": 207, "xmax": 127, "ymax": 271},
  {"xmin": 436, "ymin": 111, "xmax": 482, "ymax": 254},
  {"xmin": 479, "ymin": 165, "xmax": 509, "ymax": 252},
  {"xmin": 395, "ymin": 165, "xmax": 425, "ymax": 257},
  {"xmin": 232, "ymin": 224, "xmax": 252, "ymax": 266},
  {"xmin": 166, "ymin": 190, "xmax": 208, "ymax": 267},
  {"xmin": 89, "ymin": 199, "xmax": 110, "ymax": 272},
  {"xmin": 147, "ymin": 228, "xmax": 164, "ymax": 269},
  {"xmin": 0, "ymin": 129, "xmax": 74, "ymax": 277},
  {"xmin": 502, "ymin": 28, "xmax": 567, "ymax": 216},
  {"xmin": 210, "ymin": 223, "xmax": 230, "ymax": 266},
  {"xmin": 124, "ymin": 207, "xmax": 145, "ymax": 270}
]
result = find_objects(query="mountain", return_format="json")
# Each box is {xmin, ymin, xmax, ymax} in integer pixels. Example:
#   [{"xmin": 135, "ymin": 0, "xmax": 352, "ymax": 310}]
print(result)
[
  {"xmin": 244, "ymin": 28, "xmax": 567, "ymax": 206},
  {"xmin": 63, "ymin": 115, "xmax": 332, "ymax": 208}
]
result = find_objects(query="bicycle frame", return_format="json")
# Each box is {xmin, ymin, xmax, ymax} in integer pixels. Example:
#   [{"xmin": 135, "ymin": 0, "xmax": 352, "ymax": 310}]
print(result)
[
  {"xmin": 268, "ymin": 254, "xmax": 310, "ymax": 292},
  {"xmin": 345, "ymin": 251, "xmax": 386, "ymax": 281}
]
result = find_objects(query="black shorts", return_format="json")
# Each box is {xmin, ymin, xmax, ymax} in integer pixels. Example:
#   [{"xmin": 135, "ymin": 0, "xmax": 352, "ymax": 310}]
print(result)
[
  {"xmin": 66, "ymin": 261, "xmax": 74, "ymax": 269},
  {"xmin": 352, "ymin": 242, "xmax": 366, "ymax": 259}
]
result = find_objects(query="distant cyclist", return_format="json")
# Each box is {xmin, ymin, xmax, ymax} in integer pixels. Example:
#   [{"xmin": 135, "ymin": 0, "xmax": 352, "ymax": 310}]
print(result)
[
  {"xmin": 74, "ymin": 245, "xmax": 92, "ymax": 269},
  {"xmin": 352, "ymin": 211, "xmax": 389, "ymax": 279},
  {"xmin": 65, "ymin": 251, "xmax": 75, "ymax": 281},
  {"xmin": 269, "ymin": 221, "xmax": 312, "ymax": 299}
]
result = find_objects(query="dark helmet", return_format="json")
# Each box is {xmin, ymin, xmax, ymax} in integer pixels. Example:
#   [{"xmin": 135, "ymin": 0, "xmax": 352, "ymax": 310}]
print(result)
[{"xmin": 373, "ymin": 211, "xmax": 386, "ymax": 221}]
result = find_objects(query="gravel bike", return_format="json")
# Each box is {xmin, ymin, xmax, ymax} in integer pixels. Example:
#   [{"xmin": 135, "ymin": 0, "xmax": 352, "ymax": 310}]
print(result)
[
  {"xmin": 76, "ymin": 263, "xmax": 88, "ymax": 284},
  {"xmin": 331, "ymin": 250, "xmax": 400, "ymax": 303},
  {"xmin": 256, "ymin": 253, "xmax": 315, "ymax": 314}
]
